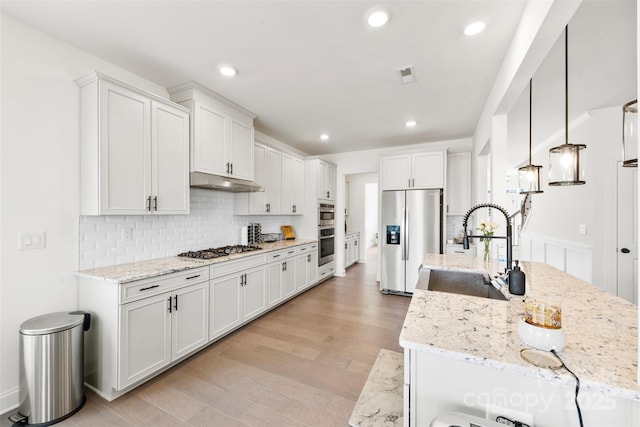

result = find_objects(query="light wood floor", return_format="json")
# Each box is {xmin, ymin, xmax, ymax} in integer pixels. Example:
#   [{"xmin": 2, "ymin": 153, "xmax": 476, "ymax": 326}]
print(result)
[{"xmin": 7, "ymin": 252, "xmax": 410, "ymax": 426}]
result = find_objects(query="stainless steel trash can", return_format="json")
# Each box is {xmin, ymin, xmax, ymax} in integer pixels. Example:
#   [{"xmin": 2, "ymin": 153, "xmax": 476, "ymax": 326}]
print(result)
[{"xmin": 12, "ymin": 311, "xmax": 91, "ymax": 426}]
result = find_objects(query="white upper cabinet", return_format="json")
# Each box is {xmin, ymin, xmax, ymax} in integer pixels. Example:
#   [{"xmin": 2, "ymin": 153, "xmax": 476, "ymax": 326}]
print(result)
[
  {"xmin": 77, "ymin": 72, "xmax": 189, "ymax": 215},
  {"xmin": 169, "ymin": 83, "xmax": 255, "ymax": 182},
  {"xmin": 381, "ymin": 151, "xmax": 445, "ymax": 190},
  {"xmin": 235, "ymin": 142, "xmax": 304, "ymax": 215},
  {"xmin": 317, "ymin": 160, "xmax": 336, "ymax": 201},
  {"xmin": 282, "ymin": 153, "xmax": 305, "ymax": 214},
  {"xmin": 446, "ymin": 152, "xmax": 472, "ymax": 215}
]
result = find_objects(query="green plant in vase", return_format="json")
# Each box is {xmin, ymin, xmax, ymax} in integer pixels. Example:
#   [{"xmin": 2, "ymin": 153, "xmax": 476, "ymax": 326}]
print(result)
[{"xmin": 477, "ymin": 220, "xmax": 498, "ymax": 262}]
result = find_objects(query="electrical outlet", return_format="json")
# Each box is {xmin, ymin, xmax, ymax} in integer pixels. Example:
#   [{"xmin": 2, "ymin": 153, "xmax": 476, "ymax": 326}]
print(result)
[
  {"xmin": 578, "ymin": 224, "xmax": 587, "ymax": 235},
  {"xmin": 486, "ymin": 405, "xmax": 534, "ymax": 427},
  {"xmin": 122, "ymin": 228, "xmax": 133, "ymax": 240}
]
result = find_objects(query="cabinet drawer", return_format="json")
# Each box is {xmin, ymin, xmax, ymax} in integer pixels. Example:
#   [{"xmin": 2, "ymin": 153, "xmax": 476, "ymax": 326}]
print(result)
[
  {"xmin": 210, "ymin": 253, "xmax": 267, "ymax": 278},
  {"xmin": 268, "ymin": 248, "xmax": 296, "ymax": 262},
  {"xmin": 296, "ymin": 243, "xmax": 318, "ymax": 254},
  {"xmin": 120, "ymin": 267, "xmax": 209, "ymax": 304},
  {"xmin": 445, "ymin": 245, "xmax": 477, "ymax": 256}
]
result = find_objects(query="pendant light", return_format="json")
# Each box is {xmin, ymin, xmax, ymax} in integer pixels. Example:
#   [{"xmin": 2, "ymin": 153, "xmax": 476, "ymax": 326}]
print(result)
[
  {"xmin": 519, "ymin": 79, "xmax": 544, "ymax": 194},
  {"xmin": 622, "ymin": 99, "xmax": 637, "ymax": 167},
  {"xmin": 549, "ymin": 25, "xmax": 586, "ymax": 186}
]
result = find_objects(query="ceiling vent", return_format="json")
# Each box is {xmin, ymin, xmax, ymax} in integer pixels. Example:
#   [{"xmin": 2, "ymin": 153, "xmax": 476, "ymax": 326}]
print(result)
[{"xmin": 397, "ymin": 65, "xmax": 416, "ymax": 84}]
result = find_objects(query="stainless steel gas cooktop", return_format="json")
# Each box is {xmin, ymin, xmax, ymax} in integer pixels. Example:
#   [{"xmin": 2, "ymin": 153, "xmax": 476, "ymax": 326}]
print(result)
[{"xmin": 177, "ymin": 245, "xmax": 262, "ymax": 260}]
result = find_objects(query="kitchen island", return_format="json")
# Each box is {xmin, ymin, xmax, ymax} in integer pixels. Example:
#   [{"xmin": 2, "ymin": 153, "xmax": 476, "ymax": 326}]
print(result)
[{"xmin": 400, "ymin": 254, "xmax": 640, "ymax": 427}]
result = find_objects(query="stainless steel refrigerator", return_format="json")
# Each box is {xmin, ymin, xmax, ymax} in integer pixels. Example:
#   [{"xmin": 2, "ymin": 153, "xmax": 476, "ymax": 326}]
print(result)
[{"xmin": 380, "ymin": 189, "xmax": 442, "ymax": 294}]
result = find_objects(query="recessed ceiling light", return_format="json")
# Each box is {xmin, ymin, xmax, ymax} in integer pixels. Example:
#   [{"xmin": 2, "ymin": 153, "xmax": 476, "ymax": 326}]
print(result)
[
  {"xmin": 320, "ymin": 134, "xmax": 330, "ymax": 141},
  {"xmin": 406, "ymin": 120, "xmax": 417, "ymax": 128},
  {"xmin": 366, "ymin": 7, "xmax": 390, "ymax": 28},
  {"xmin": 219, "ymin": 65, "xmax": 237, "ymax": 77},
  {"xmin": 464, "ymin": 21, "xmax": 486, "ymax": 36}
]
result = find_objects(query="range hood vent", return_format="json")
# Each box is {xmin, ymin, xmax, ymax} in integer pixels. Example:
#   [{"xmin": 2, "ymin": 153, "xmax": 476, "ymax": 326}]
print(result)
[{"xmin": 190, "ymin": 172, "xmax": 264, "ymax": 193}]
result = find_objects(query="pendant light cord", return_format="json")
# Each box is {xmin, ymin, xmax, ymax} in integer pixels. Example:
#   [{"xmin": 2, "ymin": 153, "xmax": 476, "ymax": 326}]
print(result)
[
  {"xmin": 551, "ymin": 349, "xmax": 584, "ymax": 427},
  {"xmin": 529, "ymin": 79, "xmax": 532, "ymax": 165},
  {"xmin": 565, "ymin": 25, "xmax": 569, "ymax": 146}
]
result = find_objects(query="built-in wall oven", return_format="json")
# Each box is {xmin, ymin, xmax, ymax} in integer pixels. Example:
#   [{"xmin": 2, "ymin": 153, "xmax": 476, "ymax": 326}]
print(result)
[
  {"xmin": 318, "ymin": 203, "xmax": 335, "ymax": 266},
  {"xmin": 318, "ymin": 226, "xmax": 335, "ymax": 266}
]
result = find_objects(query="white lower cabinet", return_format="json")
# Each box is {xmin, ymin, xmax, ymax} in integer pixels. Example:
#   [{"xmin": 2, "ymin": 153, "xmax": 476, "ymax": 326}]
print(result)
[
  {"xmin": 345, "ymin": 233, "xmax": 360, "ymax": 269},
  {"xmin": 79, "ymin": 243, "xmax": 320, "ymax": 402},
  {"xmin": 210, "ymin": 264, "xmax": 267, "ymax": 340},
  {"xmin": 117, "ymin": 280, "xmax": 208, "ymax": 390}
]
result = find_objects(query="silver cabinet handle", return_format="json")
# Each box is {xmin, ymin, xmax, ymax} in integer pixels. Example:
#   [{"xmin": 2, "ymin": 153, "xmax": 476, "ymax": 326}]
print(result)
[
  {"xmin": 226, "ymin": 162, "xmax": 230, "ymax": 174},
  {"xmin": 173, "ymin": 294, "xmax": 178, "ymax": 311},
  {"xmin": 167, "ymin": 297, "xmax": 172, "ymax": 313},
  {"xmin": 230, "ymin": 163, "xmax": 233, "ymax": 175},
  {"xmin": 153, "ymin": 196, "xmax": 158, "ymax": 211},
  {"xmin": 186, "ymin": 275, "xmax": 201, "ymax": 280},
  {"xmin": 140, "ymin": 285, "xmax": 159, "ymax": 292},
  {"xmin": 292, "ymin": 205, "xmax": 296, "ymax": 213},
  {"xmin": 147, "ymin": 196, "xmax": 152, "ymax": 211}
]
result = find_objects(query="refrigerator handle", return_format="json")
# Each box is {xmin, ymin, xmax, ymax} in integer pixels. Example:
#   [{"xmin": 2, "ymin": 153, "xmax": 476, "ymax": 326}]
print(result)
[
  {"xmin": 401, "ymin": 207, "xmax": 409, "ymax": 261},
  {"xmin": 405, "ymin": 207, "xmax": 410, "ymax": 261}
]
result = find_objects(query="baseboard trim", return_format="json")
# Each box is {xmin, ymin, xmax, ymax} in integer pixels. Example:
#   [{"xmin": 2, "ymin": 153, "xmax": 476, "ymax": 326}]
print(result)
[{"xmin": 0, "ymin": 386, "xmax": 18, "ymax": 416}]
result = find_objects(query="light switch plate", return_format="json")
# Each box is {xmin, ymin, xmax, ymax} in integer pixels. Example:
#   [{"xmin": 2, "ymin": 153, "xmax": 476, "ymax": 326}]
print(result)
[
  {"xmin": 19, "ymin": 231, "xmax": 46, "ymax": 250},
  {"xmin": 578, "ymin": 224, "xmax": 587, "ymax": 235}
]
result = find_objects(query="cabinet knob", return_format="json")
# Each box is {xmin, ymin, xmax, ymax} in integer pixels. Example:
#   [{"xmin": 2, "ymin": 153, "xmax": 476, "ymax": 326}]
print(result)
[{"xmin": 621, "ymin": 248, "xmax": 631, "ymax": 254}]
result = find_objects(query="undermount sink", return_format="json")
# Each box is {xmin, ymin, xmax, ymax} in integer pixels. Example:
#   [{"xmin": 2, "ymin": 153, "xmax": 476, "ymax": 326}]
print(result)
[{"xmin": 416, "ymin": 268, "xmax": 508, "ymax": 301}]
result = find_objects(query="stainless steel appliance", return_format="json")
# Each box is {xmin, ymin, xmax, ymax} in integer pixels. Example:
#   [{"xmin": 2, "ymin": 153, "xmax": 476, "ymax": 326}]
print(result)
[
  {"xmin": 178, "ymin": 245, "xmax": 262, "ymax": 259},
  {"xmin": 318, "ymin": 226, "xmax": 335, "ymax": 266},
  {"xmin": 380, "ymin": 189, "xmax": 442, "ymax": 295},
  {"xmin": 318, "ymin": 203, "xmax": 335, "ymax": 226}
]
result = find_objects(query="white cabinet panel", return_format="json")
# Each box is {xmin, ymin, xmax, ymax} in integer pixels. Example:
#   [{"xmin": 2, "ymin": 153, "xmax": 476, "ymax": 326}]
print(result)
[
  {"xmin": 266, "ymin": 148, "xmax": 282, "ymax": 213},
  {"xmin": 317, "ymin": 160, "xmax": 337, "ymax": 201},
  {"xmin": 292, "ymin": 156, "xmax": 305, "ymax": 214},
  {"xmin": 194, "ymin": 102, "xmax": 227, "ymax": 175},
  {"xmin": 118, "ymin": 293, "xmax": 171, "ymax": 389},
  {"xmin": 446, "ymin": 152, "xmax": 472, "ymax": 215},
  {"xmin": 210, "ymin": 273, "xmax": 242, "ymax": 340},
  {"xmin": 171, "ymin": 282, "xmax": 209, "ymax": 360},
  {"xmin": 243, "ymin": 266, "xmax": 267, "ymax": 320},
  {"xmin": 100, "ymin": 81, "xmax": 151, "ymax": 214},
  {"xmin": 152, "ymin": 101, "xmax": 190, "ymax": 214},
  {"xmin": 229, "ymin": 119, "xmax": 254, "ymax": 181},
  {"xmin": 382, "ymin": 155, "xmax": 412, "ymax": 190},
  {"xmin": 267, "ymin": 262, "xmax": 284, "ymax": 307}
]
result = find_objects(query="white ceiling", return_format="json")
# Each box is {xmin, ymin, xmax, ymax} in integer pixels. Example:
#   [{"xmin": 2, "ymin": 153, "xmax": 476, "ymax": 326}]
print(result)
[{"xmin": 0, "ymin": 0, "xmax": 528, "ymax": 155}]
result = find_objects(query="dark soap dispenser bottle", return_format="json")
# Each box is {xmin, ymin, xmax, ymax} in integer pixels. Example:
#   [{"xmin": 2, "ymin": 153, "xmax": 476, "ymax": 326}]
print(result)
[{"xmin": 508, "ymin": 260, "xmax": 526, "ymax": 295}]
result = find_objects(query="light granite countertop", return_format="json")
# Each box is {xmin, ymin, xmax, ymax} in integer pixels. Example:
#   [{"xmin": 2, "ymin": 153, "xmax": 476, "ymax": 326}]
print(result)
[
  {"xmin": 76, "ymin": 239, "xmax": 318, "ymax": 284},
  {"xmin": 399, "ymin": 254, "xmax": 640, "ymax": 401}
]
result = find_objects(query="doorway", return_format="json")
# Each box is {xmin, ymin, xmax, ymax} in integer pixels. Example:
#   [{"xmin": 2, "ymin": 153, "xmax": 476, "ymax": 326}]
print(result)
[{"xmin": 345, "ymin": 173, "xmax": 379, "ymax": 266}]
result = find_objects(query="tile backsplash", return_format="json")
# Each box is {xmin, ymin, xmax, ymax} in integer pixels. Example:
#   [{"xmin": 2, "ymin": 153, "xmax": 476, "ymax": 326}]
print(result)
[{"xmin": 79, "ymin": 188, "xmax": 292, "ymax": 269}]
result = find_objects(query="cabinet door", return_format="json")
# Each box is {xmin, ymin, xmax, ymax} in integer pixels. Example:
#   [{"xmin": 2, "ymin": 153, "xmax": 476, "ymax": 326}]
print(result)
[
  {"xmin": 193, "ymin": 102, "xmax": 227, "ymax": 175},
  {"xmin": 118, "ymin": 292, "xmax": 171, "ymax": 389},
  {"xmin": 412, "ymin": 152, "xmax": 444, "ymax": 189},
  {"xmin": 326, "ymin": 163, "xmax": 336, "ymax": 201},
  {"xmin": 295, "ymin": 255, "xmax": 307, "ymax": 291},
  {"xmin": 249, "ymin": 143, "xmax": 267, "ymax": 214},
  {"xmin": 353, "ymin": 238, "xmax": 359, "ymax": 263},
  {"xmin": 100, "ymin": 81, "xmax": 151, "ymax": 214},
  {"xmin": 281, "ymin": 154, "xmax": 294, "ymax": 214},
  {"xmin": 291, "ymin": 157, "xmax": 305, "ymax": 214},
  {"xmin": 229, "ymin": 119, "xmax": 254, "ymax": 181},
  {"xmin": 266, "ymin": 148, "xmax": 282, "ymax": 213},
  {"xmin": 307, "ymin": 251, "xmax": 318, "ymax": 287},
  {"xmin": 210, "ymin": 273, "xmax": 242, "ymax": 340},
  {"xmin": 151, "ymin": 101, "xmax": 190, "ymax": 214},
  {"xmin": 317, "ymin": 161, "xmax": 328, "ymax": 199},
  {"xmin": 171, "ymin": 282, "xmax": 209, "ymax": 360},
  {"xmin": 243, "ymin": 266, "xmax": 267, "ymax": 320},
  {"xmin": 446, "ymin": 152, "xmax": 472, "ymax": 215},
  {"xmin": 282, "ymin": 260, "xmax": 296, "ymax": 298},
  {"xmin": 267, "ymin": 262, "xmax": 284, "ymax": 307},
  {"xmin": 382, "ymin": 155, "xmax": 412, "ymax": 190}
]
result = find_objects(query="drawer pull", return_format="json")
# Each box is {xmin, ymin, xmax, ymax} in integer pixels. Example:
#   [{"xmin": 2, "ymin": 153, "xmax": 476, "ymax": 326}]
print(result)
[
  {"xmin": 140, "ymin": 285, "xmax": 159, "ymax": 292},
  {"xmin": 273, "ymin": 254, "xmax": 281, "ymax": 258},
  {"xmin": 454, "ymin": 250, "xmax": 465, "ymax": 254},
  {"xmin": 186, "ymin": 275, "xmax": 201, "ymax": 280}
]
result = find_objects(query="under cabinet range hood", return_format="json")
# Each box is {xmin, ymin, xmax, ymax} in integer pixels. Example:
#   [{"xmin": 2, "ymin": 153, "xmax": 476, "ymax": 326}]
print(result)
[{"xmin": 190, "ymin": 172, "xmax": 264, "ymax": 192}]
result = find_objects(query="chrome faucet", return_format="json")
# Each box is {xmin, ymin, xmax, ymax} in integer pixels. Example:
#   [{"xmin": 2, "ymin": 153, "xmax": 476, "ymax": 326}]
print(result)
[{"xmin": 462, "ymin": 203, "xmax": 513, "ymax": 271}]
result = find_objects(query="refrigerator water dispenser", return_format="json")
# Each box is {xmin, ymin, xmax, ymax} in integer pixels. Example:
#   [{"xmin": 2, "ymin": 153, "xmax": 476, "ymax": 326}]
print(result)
[{"xmin": 386, "ymin": 225, "xmax": 401, "ymax": 245}]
